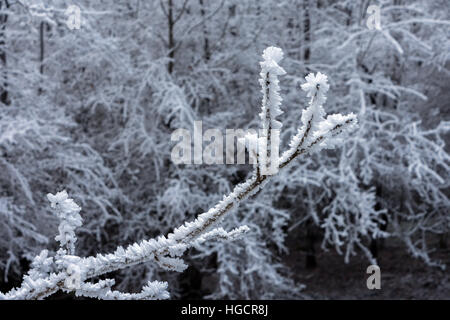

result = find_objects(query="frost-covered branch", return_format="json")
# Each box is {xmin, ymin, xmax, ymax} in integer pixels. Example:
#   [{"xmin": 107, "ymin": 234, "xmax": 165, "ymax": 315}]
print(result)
[{"xmin": 0, "ymin": 47, "xmax": 357, "ymax": 300}]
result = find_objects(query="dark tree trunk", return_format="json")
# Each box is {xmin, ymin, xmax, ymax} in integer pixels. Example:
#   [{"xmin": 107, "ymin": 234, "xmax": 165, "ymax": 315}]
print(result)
[
  {"xmin": 303, "ymin": 0, "xmax": 310, "ymax": 63},
  {"xmin": 199, "ymin": 0, "xmax": 210, "ymax": 61},
  {"xmin": 167, "ymin": 0, "xmax": 175, "ymax": 74},
  {"xmin": 305, "ymin": 220, "xmax": 317, "ymax": 269},
  {"xmin": 39, "ymin": 22, "xmax": 45, "ymax": 75},
  {"xmin": 370, "ymin": 185, "xmax": 389, "ymax": 259},
  {"xmin": 0, "ymin": 0, "xmax": 10, "ymax": 105},
  {"xmin": 38, "ymin": 22, "xmax": 48, "ymax": 95}
]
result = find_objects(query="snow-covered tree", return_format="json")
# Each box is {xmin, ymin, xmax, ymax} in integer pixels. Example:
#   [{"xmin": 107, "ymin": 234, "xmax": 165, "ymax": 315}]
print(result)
[{"xmin": 1, "ymin": 0, "xmax": 448, "ymax": 299}]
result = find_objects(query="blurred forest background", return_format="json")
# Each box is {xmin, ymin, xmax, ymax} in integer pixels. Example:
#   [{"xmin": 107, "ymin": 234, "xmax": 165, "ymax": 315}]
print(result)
[{"xmin": 0, "ymin": 0, "xmax": 449, "ymax": 299}]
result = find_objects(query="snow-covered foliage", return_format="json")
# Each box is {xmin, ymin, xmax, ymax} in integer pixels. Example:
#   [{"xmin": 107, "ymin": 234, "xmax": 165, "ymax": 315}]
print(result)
[{"xmin": 1, "ymin": 0, "xmax": 448, "ymax": 299}]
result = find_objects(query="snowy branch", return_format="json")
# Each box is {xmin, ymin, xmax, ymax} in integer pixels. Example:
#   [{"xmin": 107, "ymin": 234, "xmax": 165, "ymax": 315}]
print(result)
[{"xmin": 0, "ymin": 47, "xmax": 357, "ymax": 300}]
